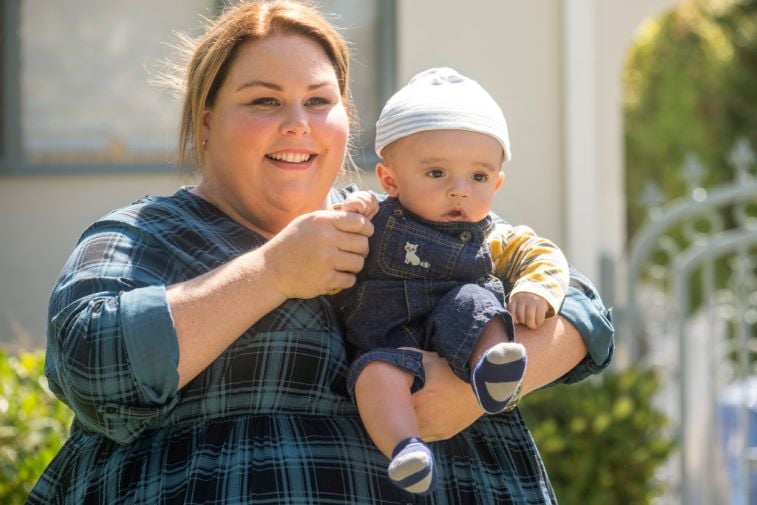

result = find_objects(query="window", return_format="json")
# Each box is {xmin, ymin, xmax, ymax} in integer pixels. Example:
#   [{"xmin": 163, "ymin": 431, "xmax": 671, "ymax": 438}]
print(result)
[
  {"xmin": 0, "ymin": 3, "xmax": 5, "ymax": 164},
  {"xmin": 316, "ymin": 0, "xmax": 396, "ymax": 168},
  {"xmin": 2, "ymin": 0, "xmax": 394, "ymax": 174},
  {"xmin": 17, "ymin": 0, "xmax": 214, "ymax": 172},
  {"xmin": 0, "ymin": 1, "xmax": 11, "ymax": 169}
]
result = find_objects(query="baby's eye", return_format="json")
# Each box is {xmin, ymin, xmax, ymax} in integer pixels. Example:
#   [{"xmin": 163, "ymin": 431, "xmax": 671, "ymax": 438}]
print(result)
[
  {"xmin": 472, "ymin": 172, "xmax": 489, "ymax": 182},
  {"xmin": 425, "ymin": 169, "xmax": 444, "ymax": 178},
  {"xmin": 249, "ymin": 97, "xmax": 280, "ymax": 107}
]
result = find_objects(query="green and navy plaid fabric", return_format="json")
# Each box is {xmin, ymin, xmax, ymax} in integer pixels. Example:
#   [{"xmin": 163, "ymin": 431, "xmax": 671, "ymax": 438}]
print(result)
[{"xmin": 28, "ymin": 187, "xmax": 613, "ymax": 504}]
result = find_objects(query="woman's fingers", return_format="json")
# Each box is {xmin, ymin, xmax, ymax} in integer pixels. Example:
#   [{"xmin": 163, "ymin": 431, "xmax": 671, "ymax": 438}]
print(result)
[
  {"xmin": 264, "ymin": 210, "xmax": 373, "ymax": 299},
  {"xmin": 332, "ymin": 248, "xmax": 366, "ymax": 274},
  {"xmin": 332, "ymin": 209, "xmax": 374, "ymax": 238},
  {"xmin": 333, "ymin": 227, "xmax": 371, "ymax": 258}
]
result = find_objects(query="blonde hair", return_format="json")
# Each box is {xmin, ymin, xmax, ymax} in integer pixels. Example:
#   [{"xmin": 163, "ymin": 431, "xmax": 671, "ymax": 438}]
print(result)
[{"xmin": 173, "ymin": 0, "xmax": 355, "ymax": 171}]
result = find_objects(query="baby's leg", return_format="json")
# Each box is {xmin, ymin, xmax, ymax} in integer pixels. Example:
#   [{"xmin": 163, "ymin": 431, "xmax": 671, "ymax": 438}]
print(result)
[
  {"xmin": 355, "ymin": 360, "xmax": 437, "ymax": 495},
  {"xmin": 469, "ymin": 316, "xmax": 527, "ymax": 414}
]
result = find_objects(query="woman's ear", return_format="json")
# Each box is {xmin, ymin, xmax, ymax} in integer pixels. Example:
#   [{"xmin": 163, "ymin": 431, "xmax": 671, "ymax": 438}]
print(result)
[
  {"xmin": 201, "ymin": 109, "xmax": 212, "ymax": 145},
  {"xmin": 375, "ymin": 162, "xmax": 400, "ymax": 197}
]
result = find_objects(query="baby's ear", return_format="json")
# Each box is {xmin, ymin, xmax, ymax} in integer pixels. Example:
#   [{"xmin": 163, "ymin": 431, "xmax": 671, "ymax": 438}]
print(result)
[
  {"xmin": 375, "ymin": 162, "xmax": 400, "ymax": 197},
  {"xmin": 494, "ymin": 171, "xmax": 506, "ymax": 192}
]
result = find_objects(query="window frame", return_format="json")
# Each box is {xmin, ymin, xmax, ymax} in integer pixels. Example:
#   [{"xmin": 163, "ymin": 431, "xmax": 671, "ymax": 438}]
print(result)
[
  {"xmin": 364, "ymin": 0, "xmax": 397, "ymax": 170},
  {"xmin": 0, "ymin": 0, "xmax": 395, "ymax": 175},
  {"xmin": 0, "ymin": 0, "xmax": 21, "ymax": 174}
]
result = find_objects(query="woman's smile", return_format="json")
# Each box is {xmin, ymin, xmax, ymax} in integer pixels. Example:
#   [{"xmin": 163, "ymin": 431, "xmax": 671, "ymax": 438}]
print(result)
[
  {"xmin": 266, "ymin": 150, "xmax": 316, "ymax": 164},
  {"xmin": 196, "ymin": 33, "xmax": 349, "ymax": 236}
]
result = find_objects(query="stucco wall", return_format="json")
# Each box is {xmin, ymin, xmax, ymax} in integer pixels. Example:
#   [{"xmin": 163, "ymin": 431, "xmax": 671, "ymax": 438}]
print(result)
[
  {"xmin": 396, "ymin": 1, "xmax": 565, "ymax": 247},
  {"xmin": 0, "ymin": 174, "xmax": 185, "ymax": 349},
  {"xmin": 396, "ymin": 0, "xmax": 679, "ymax": 287}
]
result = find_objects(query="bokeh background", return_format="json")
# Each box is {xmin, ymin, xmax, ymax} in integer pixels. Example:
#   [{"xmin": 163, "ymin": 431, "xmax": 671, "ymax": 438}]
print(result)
[{"xmin": 0, "ymin": 1, "xmax": 754, "ymax": 503}]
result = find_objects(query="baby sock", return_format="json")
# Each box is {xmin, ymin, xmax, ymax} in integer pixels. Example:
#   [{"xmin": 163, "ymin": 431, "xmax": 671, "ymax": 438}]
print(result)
[
  {"xmin": 387, "ymin": 437, "xmax": 437, "ymax": 495},
  {"xmin": 471, "ymin": 342, "xmax": 527, "ymax": 414}
]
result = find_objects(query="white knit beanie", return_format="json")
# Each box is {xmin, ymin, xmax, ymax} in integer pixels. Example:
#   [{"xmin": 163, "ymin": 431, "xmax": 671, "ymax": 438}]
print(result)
[{"xmin": 375, "ymin": 67, "xmax": 511, "ymax": 164}]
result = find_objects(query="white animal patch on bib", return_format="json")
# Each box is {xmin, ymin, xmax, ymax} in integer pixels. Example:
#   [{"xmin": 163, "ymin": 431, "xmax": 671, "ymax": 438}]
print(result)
[{"xmin": 404, "ymin": 242, "xmax": 430, "ymax": 268}]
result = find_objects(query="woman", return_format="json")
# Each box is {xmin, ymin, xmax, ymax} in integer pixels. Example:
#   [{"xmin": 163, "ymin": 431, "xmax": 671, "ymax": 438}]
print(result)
[{"xmin": 28, "ymin": 1, "xmax": 613, "ymax": 503}]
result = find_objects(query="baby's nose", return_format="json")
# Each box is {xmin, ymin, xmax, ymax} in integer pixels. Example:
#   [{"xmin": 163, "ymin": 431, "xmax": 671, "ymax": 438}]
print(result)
[{"xmin": 449, "ymin": 185, "xmax": 469, "ymax": 198}]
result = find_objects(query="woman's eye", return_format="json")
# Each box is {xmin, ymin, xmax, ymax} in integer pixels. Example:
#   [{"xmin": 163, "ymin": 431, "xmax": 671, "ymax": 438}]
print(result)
[
  {"xmin": 249, "ymin": 97, "xmax": 279, "ymax": 107},
  {"xmin": 472, "ymin": 173, "xmax": 489, "ymax": 182},
  {"xmin": 426, "ymin": 169, "xmax": 444, "ymax": 178},
  {"xmin": 306, "ymin": 97, "xmax": 332, "ymax": 107}
]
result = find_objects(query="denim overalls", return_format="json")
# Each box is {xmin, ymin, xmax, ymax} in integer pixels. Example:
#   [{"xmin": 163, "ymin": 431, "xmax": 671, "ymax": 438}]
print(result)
[{"xmin": 333, "ymin": 197, "xmax": 515, "ymax": 396}]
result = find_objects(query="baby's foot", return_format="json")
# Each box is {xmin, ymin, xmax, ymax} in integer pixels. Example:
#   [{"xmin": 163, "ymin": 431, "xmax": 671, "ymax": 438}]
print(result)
[
  {"xmin": 471, "ymin": 342, "xmax": 526, "ymax": 414},
  {"xmin": 387, "ymin": 437, "xmax": 437, "ymax": 495}
]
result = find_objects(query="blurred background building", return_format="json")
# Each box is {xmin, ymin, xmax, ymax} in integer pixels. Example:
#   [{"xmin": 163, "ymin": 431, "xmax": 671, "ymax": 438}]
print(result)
[{"xmin": 1, "ymin": 0, "xmax": 677, "ymax": 349}]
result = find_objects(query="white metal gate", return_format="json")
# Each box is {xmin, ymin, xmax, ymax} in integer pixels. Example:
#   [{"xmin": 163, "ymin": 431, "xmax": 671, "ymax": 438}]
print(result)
[{"xmin": 622, "ymin": 138, "xmax": 757, "ymax": 504}]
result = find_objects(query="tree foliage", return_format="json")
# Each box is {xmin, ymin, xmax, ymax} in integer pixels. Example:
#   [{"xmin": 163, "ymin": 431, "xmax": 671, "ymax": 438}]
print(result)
[{"xmin": 624, "ymin": 0, "xmax": 757, "ymax": 239}]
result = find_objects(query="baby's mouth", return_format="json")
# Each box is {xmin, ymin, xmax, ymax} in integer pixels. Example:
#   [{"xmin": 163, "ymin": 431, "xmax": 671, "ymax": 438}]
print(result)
[{"xmin": 444, "ymin": 209, "xmax": 465, "ymax": 220}]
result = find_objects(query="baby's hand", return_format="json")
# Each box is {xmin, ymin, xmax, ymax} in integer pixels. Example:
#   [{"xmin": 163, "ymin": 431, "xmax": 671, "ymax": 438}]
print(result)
[
  {"xmin": 337, "ymin": 191, "xmax": 379, "ymax": 219},
  {"xmin": 508, "ymin": 292, "xmax": 550, "ymax": 329}
]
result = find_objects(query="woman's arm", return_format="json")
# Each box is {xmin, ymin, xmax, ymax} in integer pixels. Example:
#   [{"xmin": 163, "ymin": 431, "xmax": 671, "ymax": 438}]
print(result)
[
  {"xmin": 412, "ymin": 269, "xmax": 614, "ymax": 441},
  {"xmin": 169, "ymin": 209, "xmax": 374, "ymax": 388},
  {"xmin": 412, "ymin": 316, "xmax": 586, "ymax": 441},
  {"xmin": 47, "ymin": 208, "xmax": 373, "ymax": 444}
]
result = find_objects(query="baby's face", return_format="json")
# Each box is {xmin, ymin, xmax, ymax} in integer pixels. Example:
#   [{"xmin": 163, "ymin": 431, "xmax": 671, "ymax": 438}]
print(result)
[{"xmin": 376, "ymin": 129, "xmax": 505, "ymax": 222}]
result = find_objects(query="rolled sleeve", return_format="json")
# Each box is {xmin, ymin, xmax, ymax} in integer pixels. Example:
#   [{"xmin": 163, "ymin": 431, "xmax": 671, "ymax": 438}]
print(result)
[
  {"xmin": 46, "ymin": 224, "xmax": 182, "ymax": 444},
  {"xmin": 120, "ymin": 285, "xmax": 180, "ymax": 405},
  {"xmin": 49, "ymin": 286, "xmax": 181, "ymax": 445},
  {"xmin": 552, "ymin": 268, "xmax": 615, "ymax": 385}
]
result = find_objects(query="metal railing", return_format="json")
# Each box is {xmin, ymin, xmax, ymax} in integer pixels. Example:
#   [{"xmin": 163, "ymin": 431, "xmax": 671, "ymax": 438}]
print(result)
[{"xmin": 622, "ymin": 138, "xmax": 756, "ymax": 504}]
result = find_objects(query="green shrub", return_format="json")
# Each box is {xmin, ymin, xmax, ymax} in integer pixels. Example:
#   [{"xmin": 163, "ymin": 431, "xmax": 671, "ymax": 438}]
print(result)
[
  {"xmin": 520, "ymin": 366, "xmax": 676, "ymax": 505},
  {"xmin": 0, "ymin": 348, "xmax": 73, "ymax": 504}
]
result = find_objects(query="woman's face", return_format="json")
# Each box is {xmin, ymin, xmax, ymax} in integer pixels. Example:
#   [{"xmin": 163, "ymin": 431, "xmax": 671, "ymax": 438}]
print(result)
[{"xmin": 198, "ymin": 33, "xmax": 349, "ymax": 237}]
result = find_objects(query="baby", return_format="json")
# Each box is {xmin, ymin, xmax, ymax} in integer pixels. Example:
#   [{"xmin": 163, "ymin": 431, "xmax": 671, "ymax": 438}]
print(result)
[{"xmin": 333, "ymin": 67, "xmax": 569, "ymax": 495}]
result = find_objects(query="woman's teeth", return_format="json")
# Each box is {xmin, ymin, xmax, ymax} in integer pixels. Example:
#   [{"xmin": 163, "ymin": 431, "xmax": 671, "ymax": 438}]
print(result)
[{"xmin": 267, "ymin": 152, "xmax": 312, "ymax": 163}]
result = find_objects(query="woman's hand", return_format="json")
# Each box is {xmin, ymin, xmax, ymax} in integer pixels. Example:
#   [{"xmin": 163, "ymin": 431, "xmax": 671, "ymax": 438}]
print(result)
[
  {"xmin": 409, "ymin": 349, "xmax": 485, "ymax": 441},
  {"xmin": 170, "ymin": 207, "xmax": 373, "ymax": 389},
  {"xmin": 264, "ymin": 209, "xmax": 374, "ymax": 299}
]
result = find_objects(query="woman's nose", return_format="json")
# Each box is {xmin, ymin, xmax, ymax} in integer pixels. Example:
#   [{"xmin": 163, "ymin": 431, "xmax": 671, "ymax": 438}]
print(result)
[{"xmin": 280, "ymin": 105, "xmax": 310, "ymax": 135}]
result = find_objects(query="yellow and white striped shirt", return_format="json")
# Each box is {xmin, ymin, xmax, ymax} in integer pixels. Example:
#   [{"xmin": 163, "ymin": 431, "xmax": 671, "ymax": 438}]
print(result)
[{"xmin": 488, "ymin": 222, "xmax": 570, "ymax": 318}]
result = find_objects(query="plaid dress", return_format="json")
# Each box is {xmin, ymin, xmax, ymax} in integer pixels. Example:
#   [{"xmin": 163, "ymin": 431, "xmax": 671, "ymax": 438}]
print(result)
[{"xmin": 27, "ymin": 187, "xmax": 614, "ymax": 505}]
